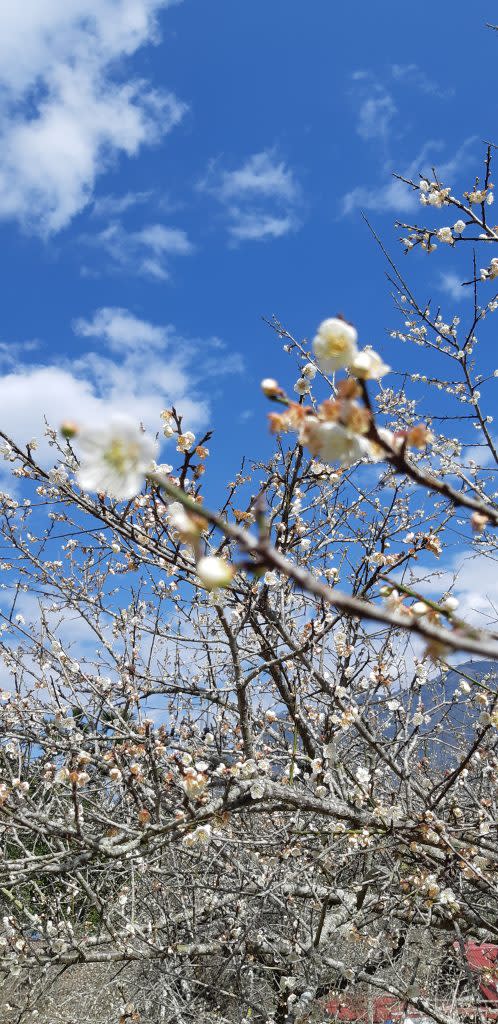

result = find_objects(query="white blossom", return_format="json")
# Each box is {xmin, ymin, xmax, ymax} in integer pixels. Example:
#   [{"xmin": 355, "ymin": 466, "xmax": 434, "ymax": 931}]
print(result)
[
  {"xmin": 312, "ymin": 318, "xmax": 358, "ymax": 373},
  {"xmin": 294, "ymin": 377, "xmax": 311, "ymax": 395},
  {"xmin": 177, "ymin": 432, "xmax": 196, "ymax": 453},
  {"xmin": 300, "ymin": 419, "xmax": 372, "ymax": 467},
  {"xmin": 302, "ymin": 362, "xmax": 317, "ymax": 379},
  {"xmin": 351, "ymin": 347, "xmax": 390, "ymax": 380},
  {"xmin": 76, "ymin": 416, "xmax": 157, "ymax": 501}
]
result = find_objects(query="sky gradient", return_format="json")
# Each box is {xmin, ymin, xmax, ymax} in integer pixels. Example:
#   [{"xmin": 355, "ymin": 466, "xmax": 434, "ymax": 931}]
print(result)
[{"xmin": 0, "ymin": 0, "xmax": 496, "ymax": 484}]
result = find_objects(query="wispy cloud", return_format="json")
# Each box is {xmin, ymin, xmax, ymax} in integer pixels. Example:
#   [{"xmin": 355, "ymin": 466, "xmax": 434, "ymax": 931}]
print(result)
[
  {"xmin": 341, "ymin": 137, "xmax": 477, "ymax": 217},
  {"xmin": 391, "ymin": 63, "xmax": 454, "ymax": 99},
  {"xmin": 83, "ymin": 221, "xmax": 194, "ymax": 280},
  {"xmin": 0, "ymin": 307, "xmax": 244, "ymax": 457},
  {"xmin": 357, "ymin": 92, "xmax": 397, "ymax": 141},
  {"xmin": 91, "ymin": 191, "xmax": 153, "ymax": 218},
  {"xmin": 439, "ymin": 271, "xmax": 466, "ymax": 302},
  {"xmin": 199, "ymin": 149, "xmax": 301, "ymax": 243},
  {"xmin": 350, "ymin": 71, "xmax": 397, "ymax": 143},
  {"xmin": 0, "ymin": 1, "xmax": 186, "ymax": 235},
  {"xmin": 341, "ymin": 177, "xmax": 417, "ymax": 217}
]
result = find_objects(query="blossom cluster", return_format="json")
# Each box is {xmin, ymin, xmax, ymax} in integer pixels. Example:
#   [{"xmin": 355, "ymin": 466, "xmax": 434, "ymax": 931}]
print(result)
[{"xmin": 265, "ymin": 318, "xmax": 433, "ymax": 469}]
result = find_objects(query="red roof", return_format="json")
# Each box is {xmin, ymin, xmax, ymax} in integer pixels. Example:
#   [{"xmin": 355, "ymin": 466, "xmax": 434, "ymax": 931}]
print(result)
[
  {"xmin": 325, "ymin": 996, "xmax": 415, "ymax": 1022},
  {"xmin": 325, "ymin": 945, "xmax": 498, "ymax": 1020},
  {"xmin": 464, "ymin": 944, "xmax": 498, "ymax": 1003}
]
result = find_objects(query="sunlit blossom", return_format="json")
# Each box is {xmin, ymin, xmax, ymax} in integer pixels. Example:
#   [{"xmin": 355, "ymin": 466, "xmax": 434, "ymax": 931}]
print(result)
[
  {"xmin": 76, "ymin": 416, "xmax": 157, "ymax": 500},
  {"xmin": 312, "ymin": 317, "xmax": 358, "ymax": 373},
  {"xmin": 351, "ymin": 347, "xmax": 390, "ymax": 381},
  {"xmin": 300, "ymin": 418, "xmax": 372, "ymax": 467}
]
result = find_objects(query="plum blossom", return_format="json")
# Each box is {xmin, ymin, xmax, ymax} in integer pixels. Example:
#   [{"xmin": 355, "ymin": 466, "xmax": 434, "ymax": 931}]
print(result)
[
  {"xmin": 76, "ymin": 416, "xmax": 157, "ymax": 501},
  {"xmin": 302, "ymin": 362, "xmax": 317, "ymax": 379},
  {"xmin": 300, "ymin": 419, "xmax": 372, "ymax": 467},
  {"xmin": 183, "ymin": 823, "xmax": 212, "ymax": 847},
  {"xmin": 313, "ymin": 318, "xmax": 358, "ymax": 373},
  {"xmin": 355, "ymin": 767, "xmax": 371, "ymax": 786},
  {"xmin": 351, "ymin": 347, "xmax": 390, "ymax": 380},
  {"xmin": 177, "ymin": 432, "xmax": 196, "ymax": 453}
]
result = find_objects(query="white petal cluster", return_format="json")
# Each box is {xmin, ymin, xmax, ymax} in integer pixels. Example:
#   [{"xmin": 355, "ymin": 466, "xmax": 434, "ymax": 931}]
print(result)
[
  {"xmin": 437, "ymin": 227, "xmax": 453, "ymax": 244},
  {"xmin": 182, "ymin": 823, "xmax": 212, "ymax": 847},
  {"xmin": 312, "ymin": 319, "xmax": 389, "ymax": 382},
  {"xmin": 294, "ymin": 377, "xmax": 311, "ymax": 395},
  {"xmin": 480, "ymin": 257, "xmax": 498, "ymax": 281},
  {"xmin": 76, "ymin": 416, "xmax": 157, "ymax": 501},
  {"xmin": 419, "ymin": 180, "xmax": 451, "ymax": 207},
  {"xmin": 177, "ymin": 431, "xmax": 196, "ymax": 453}
]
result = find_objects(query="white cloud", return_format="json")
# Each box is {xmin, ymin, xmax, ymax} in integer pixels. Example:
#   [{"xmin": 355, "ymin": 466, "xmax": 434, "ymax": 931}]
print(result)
[
  {"xmin": 0, "ymin": 1, "xmax": 185, "ymax": 234},
  {"xmin": 415, "ymin": 552, "xmax": 498, "ymax": 630},
  {"xmin": 73, "ymin": 306, "xmax": 169, "ymax": 351},
  {"xmin": 83, "ymin": 220, "xmax": 193, "ymax": 279},
  {"xmin": 210, "ymin": 151, "xmax": 299, "ymax": 204},
  {"xmin": 199, "ymin": 149, "xmax": 301, "ymax": 243},
  {"xmin": 227, "ymin": 211, "xmax": 296, "ymax": 242},
  {"xmin": 0, "ymin": 307, "xmax": 244, "ymax": 459}
]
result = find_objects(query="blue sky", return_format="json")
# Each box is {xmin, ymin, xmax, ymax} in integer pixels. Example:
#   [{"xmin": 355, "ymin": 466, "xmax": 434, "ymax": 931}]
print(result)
[{"xmin": 0, "ymin": 0, "xmax": 496, "ymax": 488}]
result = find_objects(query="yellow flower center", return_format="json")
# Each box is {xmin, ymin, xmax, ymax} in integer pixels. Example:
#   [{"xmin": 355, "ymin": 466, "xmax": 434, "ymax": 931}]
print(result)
[
  {"xmin": 324, "ymin": 335, "xmax": 348, "ymax": 355},
  {"xmin": 104, "ymin": 439, "xmax": 139, "ymax": 474}
]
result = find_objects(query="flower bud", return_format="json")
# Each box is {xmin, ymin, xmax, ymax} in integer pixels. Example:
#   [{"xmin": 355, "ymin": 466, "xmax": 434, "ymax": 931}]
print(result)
[
  {"xmin": 471, "ymin": 511, "xmax": 489, "ymax": 533},
  {"xmin": 196, "ymin": 556, "xmax": 234, "ymax": 591},
  {"xmin": 261, "ymin": 378, "xmax": 282, "ymax": 398},
  {"xmin": 412, "ymin": 601, "xmax": 430, "ymax": 617},
  {"xmin": 60, "ymin": 421, "xmax": 79, "ymax": 439}
]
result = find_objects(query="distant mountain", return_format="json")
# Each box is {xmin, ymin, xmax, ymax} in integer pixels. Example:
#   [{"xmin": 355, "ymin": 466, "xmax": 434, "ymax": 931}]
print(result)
[{"xmin": 418, "ymin": 659, "xmax": 498, "ymax": 765}]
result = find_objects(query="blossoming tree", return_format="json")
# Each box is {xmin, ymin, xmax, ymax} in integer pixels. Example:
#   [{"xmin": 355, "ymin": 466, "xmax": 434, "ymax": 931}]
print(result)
[{"xmin": 1, "ymin": 157, "xmax": 498, "ymax": 1024}]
